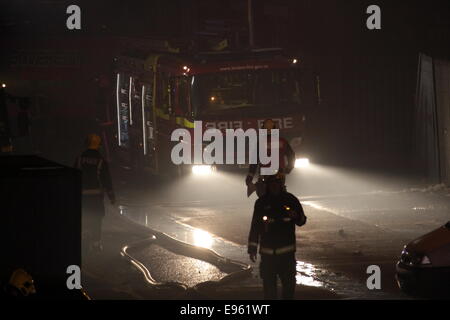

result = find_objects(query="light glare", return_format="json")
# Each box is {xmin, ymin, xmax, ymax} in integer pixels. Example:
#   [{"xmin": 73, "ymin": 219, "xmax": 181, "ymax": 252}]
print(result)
[
  {"xmin": 192, "ymin": 165, "xmax": 213, "ymax": 175},
  {"xmin": 295, "ymin": 158, "xmax": 310, "ymax": 168},
  {"xmin": 193, "ymin": 229, "xmax": 213, "ymax": 248}
]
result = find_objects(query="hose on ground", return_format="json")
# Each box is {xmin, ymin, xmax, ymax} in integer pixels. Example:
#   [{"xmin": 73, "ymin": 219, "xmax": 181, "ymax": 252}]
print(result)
[{"xmin": 118, "ymin": 213, "xmax": 252, "ymax": 296}]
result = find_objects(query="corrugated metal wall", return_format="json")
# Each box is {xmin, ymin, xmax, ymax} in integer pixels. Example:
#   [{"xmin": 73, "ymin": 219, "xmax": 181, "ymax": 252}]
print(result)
[
  {"xmin": 414, "ymin": 53, "xmax": 450, "ymax": 184},
  {"xmin": 414, "ymin": 53, "xmax": 440, "ymax": 182},
  {"xmin": 434, "ymin": 57, "xmax": 450, "ymax": 184}
]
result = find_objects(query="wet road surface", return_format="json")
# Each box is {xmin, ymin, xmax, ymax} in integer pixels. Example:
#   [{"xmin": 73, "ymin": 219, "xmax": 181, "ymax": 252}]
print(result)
[
  {"xmin": 116, "ymin": 200, "xmax": 412, "ymax": 298},
  {"xmin": 111, "ymin": 167, "xmax": 450, "ymax": 299}
]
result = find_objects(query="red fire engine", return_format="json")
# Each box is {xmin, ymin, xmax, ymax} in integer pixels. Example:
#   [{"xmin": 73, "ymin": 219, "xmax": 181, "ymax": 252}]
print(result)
[{"xmin": 110, "ymin": 48, "xmax": 317, "ymax": 177}]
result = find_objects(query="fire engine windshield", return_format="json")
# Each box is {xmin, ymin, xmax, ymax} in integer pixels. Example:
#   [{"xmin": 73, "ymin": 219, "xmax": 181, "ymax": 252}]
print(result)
[{"xmin": 190, "ymin": 69, "xmax": 302, "ymax": 116}]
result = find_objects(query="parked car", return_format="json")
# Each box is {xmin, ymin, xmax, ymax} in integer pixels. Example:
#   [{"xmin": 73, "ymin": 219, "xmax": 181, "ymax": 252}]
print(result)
[{"xmin": 396, "ymin": 221, "xmax": 450, "ymax": 296}]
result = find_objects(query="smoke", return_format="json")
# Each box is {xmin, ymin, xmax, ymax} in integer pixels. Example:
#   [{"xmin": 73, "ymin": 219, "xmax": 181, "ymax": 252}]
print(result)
[
  {"xmin": 287, "ymin": 164, "xmax": 420, "ymax": 198},
  {"xmin": 157, "ymin": 171, "xmax": 247, "ymax": 204},
  {"xmin": 149, "ymin": 163, "xmax": 423, "ymax": 206}
]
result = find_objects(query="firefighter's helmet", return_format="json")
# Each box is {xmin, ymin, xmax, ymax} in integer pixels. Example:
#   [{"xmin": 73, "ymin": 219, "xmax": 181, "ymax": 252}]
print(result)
[
  {"xmin": 262, "ymin": 119, "xmax": 277, "ymax": 130},
  {"xmin": 9, "ymin": 269, "xmax": 36, "ymax": 297},
  {"xmin": 86, "ymin": 134, "xmax": 101, "ymax": 150},
  {"xmin": 262, "ymin": 171, "xmax": 285, "ymax": 183}
]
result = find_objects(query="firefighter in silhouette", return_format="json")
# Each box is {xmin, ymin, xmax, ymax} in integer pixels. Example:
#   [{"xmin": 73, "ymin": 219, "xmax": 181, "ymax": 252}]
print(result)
[
  {"xmin": 246, "ymin": 118, "xmax": 295, "ymax": 197},
  {"xmin": 1, "ymin": 269, "xmax": 36, "ymax": 299},
  {"xmin": 248, "ymin": 173, "xmax": 307, "ymax": 299},
  {"xmin": 75, "ymin": 134, "xmax": 115, "ymax": 251}
]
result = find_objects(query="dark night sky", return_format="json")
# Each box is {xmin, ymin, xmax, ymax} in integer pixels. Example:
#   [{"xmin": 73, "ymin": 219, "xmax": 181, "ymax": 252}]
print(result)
[
  {"xmin": 1, "ymin": 0, "xmax": 449, "ymax": 168},
  {"xmin": 1, "ymin": 0, "xmax": 449, "ymax": 56}
]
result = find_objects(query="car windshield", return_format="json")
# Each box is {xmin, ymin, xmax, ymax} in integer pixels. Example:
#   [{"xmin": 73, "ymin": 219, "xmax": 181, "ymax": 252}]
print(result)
[{"xmin": 190, "ymin": 69, "xmax": 303, "ymax": 116}]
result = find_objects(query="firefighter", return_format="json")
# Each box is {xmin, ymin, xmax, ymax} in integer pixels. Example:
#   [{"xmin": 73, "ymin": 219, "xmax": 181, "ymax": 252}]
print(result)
[
  {"xmin": 1, "ymin": 269, "xmax": 36, "ymax": 299},
  {"xmin": 246, "ymin": 118, "xmax": 295, "ymax": 197},
  {"xmin": 75, "ymin": 133, "xmax": 115, "ymax": 251},
  {"xmin": 247, "ymin": 173, "xmax": 307, "ymax": 299}
]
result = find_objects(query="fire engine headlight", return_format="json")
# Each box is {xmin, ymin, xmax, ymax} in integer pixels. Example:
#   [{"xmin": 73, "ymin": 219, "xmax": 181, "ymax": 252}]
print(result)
[
  {"xmin": 192, "ymin": 165, "xmax": 213, "ymax": 175},
  {"xmin": 295, "ymin": 158, "xmax": 310, "ymax": 168}
]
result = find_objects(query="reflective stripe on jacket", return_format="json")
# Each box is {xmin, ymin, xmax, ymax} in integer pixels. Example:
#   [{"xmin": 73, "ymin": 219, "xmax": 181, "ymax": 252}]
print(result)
[
  {"xmin": 259, "ymin": 244, "xmax": 296, "ymax": 255},
  {"xmin": 247, "ymin": 191, "xmax": 306, "ymax": 256}
]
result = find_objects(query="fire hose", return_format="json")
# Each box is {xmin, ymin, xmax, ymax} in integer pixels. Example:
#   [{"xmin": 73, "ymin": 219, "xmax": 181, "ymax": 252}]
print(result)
[{"xmin": 118, "ymin": 213, "xmax": 252, "ymax": 296}]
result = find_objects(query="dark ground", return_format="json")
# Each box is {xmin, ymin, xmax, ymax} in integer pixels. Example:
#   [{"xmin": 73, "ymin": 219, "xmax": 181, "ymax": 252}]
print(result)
[{"xmin": 82, "ymin": 166, "xmax": 450, "ymax": 300}]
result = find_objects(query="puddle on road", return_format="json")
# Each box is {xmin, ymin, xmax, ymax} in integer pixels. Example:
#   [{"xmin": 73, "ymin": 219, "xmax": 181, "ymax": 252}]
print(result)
[
  {"xmin": 118, "ymin": 204, "xmax": 405, "ymax": 298},
  {"xmin": 296, "ymin": 261, "xmax": 323, "ymax": 287},
  {"xmin": 192, "ymin": 229, "xmax": 214, "ymax": 249},
  {"xmin": 120, "ymin": 205, "xmax": 329, "ymax": 290},
  {"xmin": 119, "ymin": 205, "xmax": 233, "ymax": 287}
]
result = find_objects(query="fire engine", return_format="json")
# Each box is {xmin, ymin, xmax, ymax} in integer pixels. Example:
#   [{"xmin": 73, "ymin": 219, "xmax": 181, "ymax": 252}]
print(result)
[
  {"xmin": 110, "ymin": 48, "xmax": 317, "ymax": 177},
  {"xmin": 111, "ymin": 52, "xmax": 191, "ymax": 176}
]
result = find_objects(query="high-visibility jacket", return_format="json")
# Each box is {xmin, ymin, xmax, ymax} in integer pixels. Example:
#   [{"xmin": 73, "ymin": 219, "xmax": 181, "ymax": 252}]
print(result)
[
  {"xmin": 248, "ymin": 136, "xmax": 295, "ymax": 178},
  {"xmin": 74, "ymin": 149, "xmax": 115, "ymax": 201},
  {"xmin": 248, "ymin": 191, "xmax": 306, "ymax": 256}
]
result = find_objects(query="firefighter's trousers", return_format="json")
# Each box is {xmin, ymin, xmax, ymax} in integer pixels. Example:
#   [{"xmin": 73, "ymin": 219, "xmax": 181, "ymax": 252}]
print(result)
[
  {"xmin": 259, "ymin": 252, "xmax": 296, "ymax": 300},
  {"xmin": 82, "ymin": 194, "xmax": 105, "ymax": 242}
]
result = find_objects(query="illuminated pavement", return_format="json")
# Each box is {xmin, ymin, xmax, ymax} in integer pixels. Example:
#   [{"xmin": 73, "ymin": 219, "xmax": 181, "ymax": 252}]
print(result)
[
  {"xmin": 116, "ymin": 200, "xmax": 401, "ymax": 299},
  {"xmin": 109, "ymin": 165, "xmax": 450, "ymax": 299}
]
